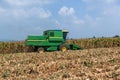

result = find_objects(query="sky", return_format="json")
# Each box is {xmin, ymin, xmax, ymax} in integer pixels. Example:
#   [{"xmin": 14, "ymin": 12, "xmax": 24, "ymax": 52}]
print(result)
[{"xmin": 0, "ymin": 0, "xmax": 120, "ymax": 40}]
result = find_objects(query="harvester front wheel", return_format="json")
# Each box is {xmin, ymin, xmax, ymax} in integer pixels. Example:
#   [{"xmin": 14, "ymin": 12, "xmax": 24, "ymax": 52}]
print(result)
[
  {"xmin": 38, "ymin": 47, "xmax": 44, "ymax": 53},
  {"xmin": 59, "ymin": 44, "xmax": 67, "ymax": 52}
]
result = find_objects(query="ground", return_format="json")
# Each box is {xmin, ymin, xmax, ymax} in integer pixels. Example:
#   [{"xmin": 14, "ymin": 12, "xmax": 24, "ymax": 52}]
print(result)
[{"xmin": 0, "ymin": 47, "xmax": 120, "ymax": 80}]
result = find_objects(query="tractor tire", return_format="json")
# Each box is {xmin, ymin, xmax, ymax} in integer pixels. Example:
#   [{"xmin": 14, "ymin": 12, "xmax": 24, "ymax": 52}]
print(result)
[
  {"xmin": 38, "ymin": 47, "xmax": 44, "ymax": 53},
  {"xmin": 59, "ymin": 44, "xmax": 67, "ymax": 52}
]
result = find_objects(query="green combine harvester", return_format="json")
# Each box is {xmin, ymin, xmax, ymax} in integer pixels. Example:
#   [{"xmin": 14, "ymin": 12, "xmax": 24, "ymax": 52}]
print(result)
[{"xmin": 26, "ymin": 30, "xmax": 81, "ymax": 53}]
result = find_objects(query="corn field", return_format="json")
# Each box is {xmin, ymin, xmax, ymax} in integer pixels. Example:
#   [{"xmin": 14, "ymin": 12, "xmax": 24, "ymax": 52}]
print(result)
[
  {"xmin": 67, "ymin": 37, "xmax": 120, "ymax": 49},
  {"xmin": 0, "ymin": 42, "xmax": 34, "ymax": 54},
  {"xmin": 0, "ymin": 37, "xmax": 120, "ymax": 53}
]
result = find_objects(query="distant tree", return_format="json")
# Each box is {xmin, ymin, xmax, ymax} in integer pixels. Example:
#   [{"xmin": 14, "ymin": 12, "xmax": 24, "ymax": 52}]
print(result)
[
  {"xmin": 102, "ymin": 36, "xmax": 104, "ymax": 38},
  {"xmin": 71, "ymin": 38, "xmax": 73, "ymax": 40},
  {"xmin": 93, "ymin": 36, "xmax": 96, "ymax": 39},
  {"xmin": 113, "ymin": 35, "xmax": 119, "ymax": 38}
]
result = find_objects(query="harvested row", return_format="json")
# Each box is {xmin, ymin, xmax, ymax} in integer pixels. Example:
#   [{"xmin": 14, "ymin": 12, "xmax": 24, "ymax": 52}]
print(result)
[
  {"xmin": 0, "ymin": 48, "xmax": 120, "ymax": 79},
  {"xmin": 0, "ymin": 37, "xmax": 120, "ymax": 53}
]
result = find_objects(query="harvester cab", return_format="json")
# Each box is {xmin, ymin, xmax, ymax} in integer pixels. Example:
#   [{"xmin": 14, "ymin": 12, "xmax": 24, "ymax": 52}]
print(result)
[
  {"xmin": 43, "ymin": 30, "xmax": 68, "ymax": 42},
  {"xmin": 62, "ymin": 30, "xmax": 69, "ymax": 40},
  {"xmin": 26, "ymin": 30, "xmax": 81, "ymax": 53}
]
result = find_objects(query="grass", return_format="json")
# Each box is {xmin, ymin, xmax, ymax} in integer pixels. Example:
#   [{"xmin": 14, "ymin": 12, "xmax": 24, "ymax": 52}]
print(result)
[{"xmin": 0, "ymin": 47, "xmax": 120, "ymax": 79}]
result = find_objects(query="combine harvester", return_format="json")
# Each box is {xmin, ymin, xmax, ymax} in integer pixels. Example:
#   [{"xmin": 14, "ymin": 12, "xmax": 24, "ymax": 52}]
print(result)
[{"xmin": 26, "ymin": 30, "xmax": 81, "ymax": 53}]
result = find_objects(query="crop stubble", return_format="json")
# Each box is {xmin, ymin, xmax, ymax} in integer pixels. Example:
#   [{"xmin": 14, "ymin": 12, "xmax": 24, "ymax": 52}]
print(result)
[{"xmin": 0, "ymin": 47, "xmax": 120, "ymax": 80}]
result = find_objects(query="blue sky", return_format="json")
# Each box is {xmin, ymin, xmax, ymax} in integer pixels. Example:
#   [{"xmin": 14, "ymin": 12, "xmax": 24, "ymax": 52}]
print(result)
[{"xmin": 0, "ymin": 0, "xmax": 120, "ymax": 40}]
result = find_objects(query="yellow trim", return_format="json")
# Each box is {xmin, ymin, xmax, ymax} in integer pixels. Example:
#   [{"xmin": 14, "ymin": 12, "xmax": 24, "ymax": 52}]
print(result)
[
  {"xmin": 27, "ymin": 40, "xmax": 47, "ymax": 41},
  {"xmin": 62, "ymin": 47, "xmax": 67, "ymax": 52},
  {"xmin": 62, "ymin": 30, "xmax": 69, "ymax": 32},
  {"xmin": 49, "ymin": 37, "xmax": 63, "ymax": 38}
]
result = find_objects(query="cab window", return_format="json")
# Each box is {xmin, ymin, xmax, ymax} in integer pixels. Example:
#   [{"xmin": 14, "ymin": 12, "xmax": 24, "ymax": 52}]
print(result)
[{"xmin": 50, "ymin": 32, "xmax": 54, "ymax": 36}]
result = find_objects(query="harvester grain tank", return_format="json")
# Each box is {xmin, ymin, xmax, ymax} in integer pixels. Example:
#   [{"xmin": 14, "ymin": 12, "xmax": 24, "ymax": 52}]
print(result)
[{"xmin": 26, "ymin": 30, "xmax": 81, "ymax": 52}]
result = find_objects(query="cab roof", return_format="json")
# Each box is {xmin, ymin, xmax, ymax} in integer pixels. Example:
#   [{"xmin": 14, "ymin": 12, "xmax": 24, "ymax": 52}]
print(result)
[{"xmin": 44, "ymin": 30, "xmax": 69, "ymax": 33}]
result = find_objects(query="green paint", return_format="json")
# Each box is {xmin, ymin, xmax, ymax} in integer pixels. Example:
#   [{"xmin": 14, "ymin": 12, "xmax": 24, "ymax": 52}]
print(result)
[{"xmin": 26, "ymin": 30, "xmax": 80, "ymax": 51}]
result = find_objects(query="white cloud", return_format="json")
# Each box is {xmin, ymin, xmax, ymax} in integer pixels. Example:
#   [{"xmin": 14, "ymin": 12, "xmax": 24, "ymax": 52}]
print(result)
[
  {"xmin": 73, "ymin": 19, "xmax": 85, "ymax": 25},
  {"xmin": 84, "ymin": 14, "xmax": 98, "ymax": 27},
  {"xmin": 82, "ymin": 0, "xmax": 120, "ymax": 17},
  {"xmin": 0, "ymin": 7, "xmax": 51, "ymax": 19},
  {"xmin": 58, "ymin": 6, "xmax": 75, "ymax": 16},
  {"xmin": 29, "ymin": 8, "xmax": 52, "ymax": 19},
  {"xmin": 82, "ymin": 0, "xmax": 92, "ymax": 3},
  {"xmin": 82, "ymin": 0, "xmax": 118, "ymax": 3},
  {"xmin": 0, "ymin": 7, "xmax": 6, "ymax": 13},
  {"xmin": 37, "ymin": 9, "xmax": 51, "ymax": 19},
  {"xmin": 12, "ymin": 9, "xmax": 27, "ymax": 18},
  {"xmin": 72, "ymin": 16, "xmax": 84, "ymax": 25},
  {"xmin": 58, "ymin": 6, "xmax": 84, "ymax": 27},
  {"xmin": 2, "ymin": 0, "xmax": 53, "ymax": 19},
  {"xmin": 5, "ymin": 0, "xmax": 53, "ymax": 6},
  {"xmin": 103, "ymin": 6, "xmax": 120, "ymax": 16},
  {"xmin": 105, "ymin": 0, "xmax": 118, "ymax": 3}
]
